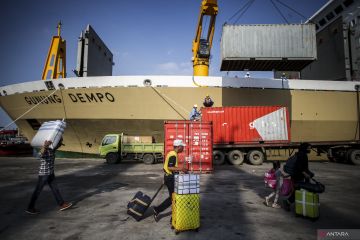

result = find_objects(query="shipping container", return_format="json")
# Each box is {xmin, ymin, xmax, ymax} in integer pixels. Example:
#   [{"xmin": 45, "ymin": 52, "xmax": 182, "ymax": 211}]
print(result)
[
  {"xmin": 201, "ymin": 106, "xmax": 290, "ymax": 166},
  {"xmin": 202, "ymin": 106, "xmax": 290, "ymax": 145},
  {"xmin": 164, "ymin": 121, "xmax": 213, "ymax": 173},
  {"xmin": 220, "ymin": 24, "xmax": 317, "ymax": 71}
]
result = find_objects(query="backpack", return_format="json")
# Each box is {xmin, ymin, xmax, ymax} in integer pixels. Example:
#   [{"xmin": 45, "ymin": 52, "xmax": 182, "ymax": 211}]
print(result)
[
  {"xmin": 284, "ymin": 154, "xmax": 298, "ymax": 176},
  {"xmin": 264, "ymin": 169, "xmax": 276, "ymax": 189},
  {"xmin": 280, "ymin": 178, "xmax": 294, "ymax": 196}
]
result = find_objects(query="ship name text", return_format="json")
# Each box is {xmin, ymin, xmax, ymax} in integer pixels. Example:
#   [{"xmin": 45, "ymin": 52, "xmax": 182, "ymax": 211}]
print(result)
[
  {"xmin": 25, "ymin": 94, "xmax": 62, "ymax": 105},
  {"xmin": 68, "ymin": 92, "xmax": 115, "ymax": 103},
  {"xmin": 24, "ymin": 92, "xmax": 115, "ymax": 105}
]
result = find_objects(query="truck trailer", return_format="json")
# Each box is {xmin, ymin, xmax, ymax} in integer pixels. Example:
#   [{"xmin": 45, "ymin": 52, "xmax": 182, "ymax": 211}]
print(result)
[{"xmin": 201, "ymin": 106, "xmax": 360, "ymax": 165}]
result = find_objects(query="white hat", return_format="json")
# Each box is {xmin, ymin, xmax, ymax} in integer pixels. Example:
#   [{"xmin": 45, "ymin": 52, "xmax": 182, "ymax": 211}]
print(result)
[
  {"xmin": 193, "ymin": 104, "xmax": 198, "ymax": 108},
  {"xmin": 173, "ymin": 139, "xmax": 186, "ymax": 147}
]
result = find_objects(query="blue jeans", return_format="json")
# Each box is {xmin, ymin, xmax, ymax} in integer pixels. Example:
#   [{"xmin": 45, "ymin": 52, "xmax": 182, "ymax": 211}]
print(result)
[{"xmin": 28, "ymin": 174, "xmax": 64, "ymax": 209}]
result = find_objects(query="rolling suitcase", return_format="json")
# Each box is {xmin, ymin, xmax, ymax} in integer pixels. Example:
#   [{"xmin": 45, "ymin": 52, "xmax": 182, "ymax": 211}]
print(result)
[
  {"xmin": 295, "ymin": 189, "xmax": 320, "ymax": 219},
  {"xmin": 171, "ymin": 193, "xmax": 200, "ymax": 234},
  {"xmin": 127, "ymin": 184, "xmax": 163, "ymax": 221}
]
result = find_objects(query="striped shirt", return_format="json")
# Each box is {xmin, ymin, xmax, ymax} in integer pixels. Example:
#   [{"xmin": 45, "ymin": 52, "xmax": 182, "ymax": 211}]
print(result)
[{"xmin": 38, "ymin": 148, "xmax": 55, "ymax": 176}]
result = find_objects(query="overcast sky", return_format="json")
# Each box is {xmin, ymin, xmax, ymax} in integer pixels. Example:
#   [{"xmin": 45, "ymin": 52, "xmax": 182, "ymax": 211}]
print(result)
[{"xmin": 0, "ymin": 0, "xmax": 328, "ymax": 128}]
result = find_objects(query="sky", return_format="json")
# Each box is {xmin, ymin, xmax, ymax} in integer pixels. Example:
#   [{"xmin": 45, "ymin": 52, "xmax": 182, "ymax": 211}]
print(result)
[{"xmin": 0, "ymin": 0, "xmax": 328, "ymax": 128}]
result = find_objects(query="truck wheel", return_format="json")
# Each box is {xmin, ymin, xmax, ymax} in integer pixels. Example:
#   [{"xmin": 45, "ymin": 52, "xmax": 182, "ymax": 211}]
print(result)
[
  {"xmin": 213, "ymin": 150, "xmax": 225, "ymax": 165},
  {"xmin": 347, "ymin": 149, "xmax": 360, "ymax": 165},
  {"xmin": 228, "ymin": 150, "xmax": 244, "ymax": 165},
  {"xmin": 143, "ymin": 154, "xmax": 155, "ymax": 164},
  {"xmin": 247, "ymin": 150, "xmax": 264, "ymax": 165},
  {"xmin": 106, "ymin": 153, "xmax": 119, "ymax": 164}
]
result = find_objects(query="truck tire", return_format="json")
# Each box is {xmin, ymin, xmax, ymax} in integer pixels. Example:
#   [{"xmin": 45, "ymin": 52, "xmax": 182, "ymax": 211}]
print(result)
[
  {"xmin": 247, "ymin": 150, "xmax": 264, "ymax": 165},
  {"xmin": 347, "ymin": 149, "xmax": 360, "ymax": 165},
  {"xmin": 143, "ymin": 154, "xmax": 155, "ymax": 165},
  {"xmin": 213, "ymin": 150, "xmax": 225, "ymax": 165},
  {"xmin": 228, "ymin": 150, "xmax": 244, "ymax": 165},
  {"xmin": 106, "ymin": 152, "xmax": 119, "ymax": 164}
]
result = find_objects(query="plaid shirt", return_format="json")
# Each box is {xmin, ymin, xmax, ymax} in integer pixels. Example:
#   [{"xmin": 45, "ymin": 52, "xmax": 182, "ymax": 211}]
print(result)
[{"xmin": 38, "ymin": 148, "xmax": 55, "ymax": 176}]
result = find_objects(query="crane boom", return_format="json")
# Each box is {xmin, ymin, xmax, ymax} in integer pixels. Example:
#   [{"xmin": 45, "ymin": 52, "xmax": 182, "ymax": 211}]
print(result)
[
  {"xmin": 41, "ymin": 22, "xmax": 66, "ymax": 80},
  {"xmin": 192, "ymin": 0, "xmax": 218, "ymax": 76}
]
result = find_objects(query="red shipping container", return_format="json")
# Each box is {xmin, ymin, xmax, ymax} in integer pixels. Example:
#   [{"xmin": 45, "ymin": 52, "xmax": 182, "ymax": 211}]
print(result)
[
  {"xmin": 164, "ymin": 121, "xmax": 213, "ymax": 173},
  {"xmin": 201, "ymin": 106, "xmax": 290, "ymax": 145}
]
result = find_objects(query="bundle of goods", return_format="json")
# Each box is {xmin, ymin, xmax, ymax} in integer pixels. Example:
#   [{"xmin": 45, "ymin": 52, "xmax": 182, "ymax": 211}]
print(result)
[{"xmin": 31, "ymin": 120, "xmax": 66, "ymax": 149}]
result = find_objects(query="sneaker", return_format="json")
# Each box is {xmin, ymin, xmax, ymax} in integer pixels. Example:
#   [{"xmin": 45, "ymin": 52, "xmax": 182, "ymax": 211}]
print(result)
[
  {"xmin": 25, "ymin": 208, "xmax": 40, "ymax": 215},
  {"xmin": 59, "ymin": 202, "xmax": 72, "ymax": 211},
  {"xmin": 265, "ymin": 196, "xmax": 270, "ymax": 207},
  {"xmin": 153, "ymin": 208, "xmax": 159, "ymax": 222},
  {"xmin": 272, "ymin": 203, "xmax": 281, "ymax": 209}
]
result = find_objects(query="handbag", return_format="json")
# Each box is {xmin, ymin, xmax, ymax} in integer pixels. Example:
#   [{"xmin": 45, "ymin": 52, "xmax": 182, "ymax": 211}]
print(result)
[{"xmin": 297, "ymin": 179, "xmax": 325, "ymax": 193}]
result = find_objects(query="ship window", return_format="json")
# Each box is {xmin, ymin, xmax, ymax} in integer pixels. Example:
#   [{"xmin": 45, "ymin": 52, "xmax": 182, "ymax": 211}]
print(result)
[
  {"xmin": 316, "ymin": 24, "xmax": 319, "ymax": 30},
  {"xmin": 319, "ymin": 18, "xmax": 327, "ymax": 26},
  {"xmin": 343, "ymin": 0, "xmax": 353, "ymax": 7},
  {"xmin": 333, "ymin": 28, "xmax": 338, "ymax": 35},
  {"xmin": 334, "ymin": 5, "xmax": 343, "ymax": 14},
  {"xmin": 102, "ymin": 136, "xmax": 117, "ymax": 146},
  {"xmin": 45, "ymin": 81, "xmax": 55, "ymax": 90},
  {"xmin": 26, "ymin": 119, "xmax": 41, "ymax": 130},
  {"xmin": 326, "ymin": 12, "xmax": 335, "ymax": 21}
]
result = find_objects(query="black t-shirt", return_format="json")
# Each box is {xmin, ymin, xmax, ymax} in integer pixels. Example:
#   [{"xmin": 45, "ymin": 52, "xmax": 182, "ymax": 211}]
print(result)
[{"xmin": 168, "ymin": 156, "xmax": 176, "ymax": 168}]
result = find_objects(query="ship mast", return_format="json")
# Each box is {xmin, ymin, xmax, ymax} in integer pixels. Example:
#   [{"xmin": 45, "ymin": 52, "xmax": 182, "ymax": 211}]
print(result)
[{"xmin": 41, "ymin": 21, "xmax": 66, "ymax": 80}]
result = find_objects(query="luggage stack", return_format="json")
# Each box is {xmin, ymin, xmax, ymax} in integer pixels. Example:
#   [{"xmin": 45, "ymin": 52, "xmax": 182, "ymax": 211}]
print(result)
[
  {"xmin": 172, "ymin": 174, "xmax": 200, "ymax": 234},
  {"xmin": 31, "ymin": 120, "xmax": 66, "ymax": 149}
]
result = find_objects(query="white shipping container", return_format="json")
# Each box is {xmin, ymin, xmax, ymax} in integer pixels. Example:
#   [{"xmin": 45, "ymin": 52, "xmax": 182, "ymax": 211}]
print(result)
[
  {"xmin": 220, "ymin": 24, "xmax": 317, "ymax": 71},
  {"xmin": 31, "ymin": 120, "xmax": 66, "ymax": 149}
]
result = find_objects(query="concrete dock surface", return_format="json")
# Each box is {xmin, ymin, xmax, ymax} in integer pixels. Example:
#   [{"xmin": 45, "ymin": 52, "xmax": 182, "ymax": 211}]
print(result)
[{"xmin": 0, "ymin": 157, "xmax": 359, "ymax": 240}]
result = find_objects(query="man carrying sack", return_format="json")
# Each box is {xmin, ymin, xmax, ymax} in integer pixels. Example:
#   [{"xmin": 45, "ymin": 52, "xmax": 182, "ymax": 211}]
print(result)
[{"xmin": 153, "ymin": 139, "xmax": 187, "ymax": 222}]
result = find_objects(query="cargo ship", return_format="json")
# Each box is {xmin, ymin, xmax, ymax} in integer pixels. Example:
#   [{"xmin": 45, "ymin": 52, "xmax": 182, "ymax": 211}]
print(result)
[
  {"xmin": 0, "ymin": 76, "xmax": 358, "ymax": 156},
  {"xmin": 0, "ymin": 0, "xmax": 359, "ymax": 163}
]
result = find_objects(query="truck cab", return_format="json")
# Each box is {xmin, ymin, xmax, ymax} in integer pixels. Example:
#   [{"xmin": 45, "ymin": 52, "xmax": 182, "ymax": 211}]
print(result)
[{"xmin": 99, "ymin": 133, "xmax": 164, "ymax": 164}]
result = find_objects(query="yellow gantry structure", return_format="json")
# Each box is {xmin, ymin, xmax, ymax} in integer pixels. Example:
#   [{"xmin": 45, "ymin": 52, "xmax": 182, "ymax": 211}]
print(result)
[
  {"xmin": 41, "ymin": 22, "xmax": 66, "ymax": 80},
  {"xmin": 192, "ymin": 0, "xmax": 218, "ymax": 76}
]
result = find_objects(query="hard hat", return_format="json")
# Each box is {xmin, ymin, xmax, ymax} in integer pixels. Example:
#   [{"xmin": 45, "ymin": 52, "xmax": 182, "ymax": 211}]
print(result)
[
  {"xmin": 194, "ymin": 104, "xmax": 198, "ymax": 108},
  {"xmin": 173, "ymin": 139, "xmax": 186, "ymax": 147},
  {"xmin": 206, "ymin": 94, "xmax": 210, "ymax": 97}
]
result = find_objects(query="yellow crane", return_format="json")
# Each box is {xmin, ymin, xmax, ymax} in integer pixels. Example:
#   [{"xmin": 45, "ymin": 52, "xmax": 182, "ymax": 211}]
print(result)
[
  {"xmin": 41, "ymin": 22, "xmax": 66, "ymax": 80},
  {"xmin": 192, "ymin": 0, "xmax": 218, "ymax": 76}
]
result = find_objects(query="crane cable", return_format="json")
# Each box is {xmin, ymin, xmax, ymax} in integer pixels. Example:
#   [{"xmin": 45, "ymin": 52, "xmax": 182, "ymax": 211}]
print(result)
[
  {"xmin": 227, "ymin": 0, "xmax": 255, "ymax": 24},
  {"xmin": 274, "ymin": 0, "xmax": 306, "ymax": 20},
  {"xmin": 227, "ymin": 0, "xmax": 307, "ymax": 24},
  {"xmin": 270, "ymin": 0, "xmax": 289, "ymax": 24},
  {"xmin": 235, "ymin": 0, "xmax": 256, "ymax": 24}
]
